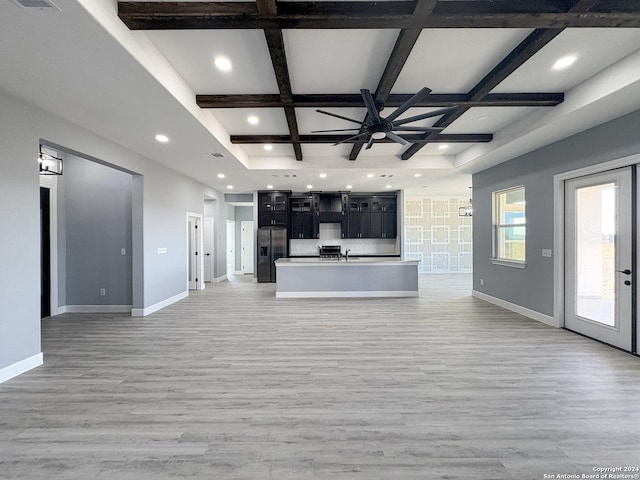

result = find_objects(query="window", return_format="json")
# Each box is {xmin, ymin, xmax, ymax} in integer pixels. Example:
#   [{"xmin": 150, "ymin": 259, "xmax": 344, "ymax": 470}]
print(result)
[{"xmin": 493, "ymin": 186, "xmax": 526, "ymax": 266}]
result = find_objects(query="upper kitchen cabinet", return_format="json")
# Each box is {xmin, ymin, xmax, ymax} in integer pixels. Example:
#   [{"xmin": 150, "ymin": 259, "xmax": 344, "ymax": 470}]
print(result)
[
  {"xmin": 290, "ymin": 195, "xmax": 316, "ymax": 239},
  {"xmin": 370, "ymin": 195, "xmax": 397, "ymax": 239},
  {"xmin": 258, "ymin": 191, "xmax": 291, "ymax": 227}
]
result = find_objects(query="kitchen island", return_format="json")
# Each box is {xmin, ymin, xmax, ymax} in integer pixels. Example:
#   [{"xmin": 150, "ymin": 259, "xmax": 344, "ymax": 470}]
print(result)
[{"xmin": 274, "ymin": 257, "xmax": 419, "ymax": 298}]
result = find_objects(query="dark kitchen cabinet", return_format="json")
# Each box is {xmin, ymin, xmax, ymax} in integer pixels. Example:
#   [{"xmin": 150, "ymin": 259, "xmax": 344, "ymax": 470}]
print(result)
[
  {"xmin": 258, "ymin": 191, "xmax": 290, "ymax": 227},
  {"xmin": 347, "ymin": 196, "xmax": 371, "ymax": 238},
  {"xmin": 348, "ymin": 213, "xmax": 370, "ymax": 239},
  {"xmin": 290, "ymin": 195, "xmax": 315, "ymax": 239},
  {"xmin": 370, "ymin": 196, "xmax": 397, "ymax": 238}
]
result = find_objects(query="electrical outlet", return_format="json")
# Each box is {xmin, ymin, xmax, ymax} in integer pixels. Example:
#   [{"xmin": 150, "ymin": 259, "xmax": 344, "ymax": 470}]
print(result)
[
  {"xmin": 121, "ymin": 248, "xmax": 126, "ymax": 256},
  {"xmin": 480, "ymin": 278, "xmax": 484, "ymax": 286},
  {"xmin": 100, "ymin": 288, "xmax": 106, "ymax": 296}
]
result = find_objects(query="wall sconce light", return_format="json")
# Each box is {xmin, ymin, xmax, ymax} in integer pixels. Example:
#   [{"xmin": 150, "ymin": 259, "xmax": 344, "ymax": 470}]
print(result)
[
  {"xmin": 459, "ymin": 186, "xmax": 473, "ymax": 217},
  {"xmin": 39, "ymin": 146, "xmax": 63, "ymax": 175}
]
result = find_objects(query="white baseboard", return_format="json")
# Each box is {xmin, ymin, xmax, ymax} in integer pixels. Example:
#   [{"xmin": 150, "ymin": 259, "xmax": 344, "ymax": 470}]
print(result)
[
  {"xmin": 131, "ymin": 291, "xmax": 188, "ymax": 317},
  {"xmin": 0, "ymin": 352, "xmax": 43, "ymax": 384},
  {"xmin": 60, "ymin": 305, "xmax": 132, "ymax": 314},
  {"xmin": 472, "ymin": 290, "xmax": 559, "ymax": 327},
  {"xmin": 213, "ymin": 275, "xmax": 227, "ymax": 283},
  {"xmin": 276, "ymin": 290, "xmax": 419, "ymax": 298}
]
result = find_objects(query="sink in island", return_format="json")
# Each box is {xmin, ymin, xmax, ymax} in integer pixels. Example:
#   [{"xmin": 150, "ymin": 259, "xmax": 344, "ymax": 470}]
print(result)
[{"xmin": 274, "ymin": 257, "xmax": 419, "ymax": 298}]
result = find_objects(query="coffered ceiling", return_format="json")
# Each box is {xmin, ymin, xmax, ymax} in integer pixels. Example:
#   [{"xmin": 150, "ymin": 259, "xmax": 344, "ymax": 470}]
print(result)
[{"xmin": 2, "ymin": 0, "xmax": 640, "ymax": 194}]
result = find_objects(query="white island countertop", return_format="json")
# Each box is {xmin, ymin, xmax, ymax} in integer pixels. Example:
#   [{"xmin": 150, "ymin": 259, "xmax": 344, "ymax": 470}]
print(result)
[
  {"xmin": 274, "ymin": 257, "xmax": 419, "ymax": 298},
  {"xmin": 276, "ymin": 257, "xmax": 418, "ymax": 266}
]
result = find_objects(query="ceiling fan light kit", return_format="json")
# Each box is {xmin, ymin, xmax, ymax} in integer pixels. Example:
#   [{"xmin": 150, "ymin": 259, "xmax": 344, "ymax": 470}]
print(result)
[{"xmin": 313, "ymin": 87, "xmax": 455, "ymax": 150}]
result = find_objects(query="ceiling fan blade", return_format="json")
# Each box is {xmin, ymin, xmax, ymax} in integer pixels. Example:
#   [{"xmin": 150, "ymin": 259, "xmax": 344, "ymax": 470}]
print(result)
[
  {"xmin": 310, "ymin": 128, "xmax": 361, "ymax": 133},
  {"xmin": 386, "ymin": 132, "xmax": 409, "ymax": 146},
  {"xmin": 316, "ymin": 109, "xmax": 365, "ymax": 125},
  {"xmin": 365, "ymin": 137, "xmax": 376, "ymax": 150},
  {"xmin": 360, "ymin": 89, "xmax": 381, "ymax": 123},
  {"xmin": 384, "ymin": 87, "xmax": 432, "ymax": 123},
  {"xmin": 392, "ymin": 126, "xmax": 444, "ymax": 132},
  {"xmin": 333, "ymin": 132, "xmax": 371, "ymax": 146},
  {"xmin": 392, "ymin": 106, "xmax": 458, "ymax": 126}
]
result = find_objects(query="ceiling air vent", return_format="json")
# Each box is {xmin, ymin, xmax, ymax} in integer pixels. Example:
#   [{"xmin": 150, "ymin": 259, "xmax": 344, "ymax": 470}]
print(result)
[
  {"xmin": 12, "ymin": 0, "xmax": 60, "ymax": 9},
  {"xmin": 209, "ymin": 152, "xmax": 224, "ymax": 158}
]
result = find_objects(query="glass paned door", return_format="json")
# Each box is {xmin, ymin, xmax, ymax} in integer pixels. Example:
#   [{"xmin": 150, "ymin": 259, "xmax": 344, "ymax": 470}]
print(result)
[{"xmin": 564, "ymin": 168, "xmax": 633, "ymax": 351}]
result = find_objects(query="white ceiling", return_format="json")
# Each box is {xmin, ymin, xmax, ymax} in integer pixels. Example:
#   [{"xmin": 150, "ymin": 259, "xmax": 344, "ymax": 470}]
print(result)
[{"xmin": 1, "ymin": 0, "xmax": 640, "ymax": 196}]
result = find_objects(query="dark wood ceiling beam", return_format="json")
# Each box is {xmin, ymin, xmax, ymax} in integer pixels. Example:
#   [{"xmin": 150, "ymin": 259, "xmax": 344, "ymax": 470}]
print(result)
[
  {"xmin": 258, "ymin": 0, "xmax": 303, "ymax": 161},
  {"xmin": 118, "ymin": 2, "xmax": 640, "ymax": 30},
  {"xmin": 196, "ymin": 92, "xmax": 564, "ymax": 108},
  {"xmin": 231, "ymin": 134, "xmax": 492, "ymax": 144},
  {"xmin": 401, "ymin": 28, "xmax": 564, "ymax": 159},
  {"xmin": 349, "ymin": 0, "xmax": 438, "ymax": 161}
]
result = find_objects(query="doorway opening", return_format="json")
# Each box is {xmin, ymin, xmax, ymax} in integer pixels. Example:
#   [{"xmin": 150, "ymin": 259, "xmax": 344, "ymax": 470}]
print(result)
[{"xmin": 40, "ymin": 187, "xmax": 51, "ymax": 318}]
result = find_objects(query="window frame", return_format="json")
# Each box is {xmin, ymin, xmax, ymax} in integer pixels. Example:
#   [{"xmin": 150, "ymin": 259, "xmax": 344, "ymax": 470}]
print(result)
[{"xmin": 492, "ymin": 185, "xmax": 527, "ymax": 268}]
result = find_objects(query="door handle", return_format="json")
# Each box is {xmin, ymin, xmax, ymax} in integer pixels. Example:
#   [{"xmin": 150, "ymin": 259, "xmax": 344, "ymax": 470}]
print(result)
[
  {"xmin": 205, "ymin": 253, "xmax": 210, "ymax": 256},
  {"xmin": 616, "ymin": 269, "xmax": 632, "ymax": 275}
]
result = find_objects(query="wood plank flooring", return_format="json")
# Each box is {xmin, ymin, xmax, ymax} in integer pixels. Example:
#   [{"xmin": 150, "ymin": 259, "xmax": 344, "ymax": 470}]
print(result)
[{"xmin": 1, "ymin": 274, "xmax": 640, "ymax": 479}]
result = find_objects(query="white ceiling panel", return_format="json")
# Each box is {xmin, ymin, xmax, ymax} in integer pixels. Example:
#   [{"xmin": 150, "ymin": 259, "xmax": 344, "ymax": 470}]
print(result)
[
  {"xmin": 145, "ymin": 30, "xmax": 279, "ymax": 94},
  {"xmin": 442, "ymin": 107, "xmax": 541, "ymax": 134},
  {"xmin": 302, "ymin": 143, "xmax": 353, "ymax": 158},
  {"xmin": 211, "ymin": 108, "xmax": 289, "ymax": 134},
  {"xmin": 412, "ymin": 143, "xmax": 472, "ymax": 156},
  {"xmin": 393, "ymin": 29, "xmax": 533, "ymax": 94},
  {"xmin": 242, "ymin": 144, "xmax": 295, "ymax": 156},
  {"xmin": 493, "ymin": 29, "xmax": 640, "ymax": 93},
  {"xmin": 284, "ymin": 29, "xmax": 400, "ymax": 93},
  {"xmin": 296, "ymin": 107, "xmax": 367, "ymax": 134}
]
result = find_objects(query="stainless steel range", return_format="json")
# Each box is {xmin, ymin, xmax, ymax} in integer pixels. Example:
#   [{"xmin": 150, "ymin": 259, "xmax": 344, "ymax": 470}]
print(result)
[{"xmin": 319, "ymin": 245, "xmax": 342, "ymax": 259}]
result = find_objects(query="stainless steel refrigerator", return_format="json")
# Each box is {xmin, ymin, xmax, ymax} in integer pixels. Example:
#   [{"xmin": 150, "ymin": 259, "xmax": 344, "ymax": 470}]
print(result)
[{"xmin": 257, "ymin": 227, "xmax": 288, "ymax": 283}]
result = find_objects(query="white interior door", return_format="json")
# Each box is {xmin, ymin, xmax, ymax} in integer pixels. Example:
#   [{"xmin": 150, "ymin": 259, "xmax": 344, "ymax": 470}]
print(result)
[
  {"xmin": 187, "ymin": 215, "xmax": 201, "ymax": 290},
  {"xmin": 241, "ymin": 221, "xmax": 254, "ymax": 274},
  {"xmin": 203, "ymin": 217, "xmax": 214, "ymax": 282},
  {"xmin": 564, "ymin": 167, "xmax": 633, "ymax": 351},
  {"xmin": 226, "ymin": 220, "xmax": 235, "ymax": 275}
]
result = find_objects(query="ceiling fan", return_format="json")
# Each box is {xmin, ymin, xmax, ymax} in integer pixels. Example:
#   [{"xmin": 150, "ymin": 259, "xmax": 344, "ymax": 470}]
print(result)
[{"xmin": 312, "ymin": 87, "xmax": 457, "ymax": 149}]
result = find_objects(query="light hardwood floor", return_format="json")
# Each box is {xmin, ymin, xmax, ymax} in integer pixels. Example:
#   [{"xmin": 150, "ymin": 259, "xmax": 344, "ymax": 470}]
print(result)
[{"xmin": 1, "ymin": 274, "xmax": 640, "ymax": 479}]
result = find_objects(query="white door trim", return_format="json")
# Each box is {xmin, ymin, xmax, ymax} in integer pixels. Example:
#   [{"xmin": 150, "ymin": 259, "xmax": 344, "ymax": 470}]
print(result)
[
  {"xmin": 39, "ymin": 176, "xmax": 60, "ymax": 315},
  {"xmin": 186, "ymin": 212, "xmax": 204, "ymax": 291},
  {"xmin": 553, "ymin": 152, "xmax": 640, "ymax": 329}
]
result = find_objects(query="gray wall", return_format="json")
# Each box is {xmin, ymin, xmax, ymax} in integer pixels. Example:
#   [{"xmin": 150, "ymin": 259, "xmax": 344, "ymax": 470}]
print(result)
[
  {"xmin": 0, "ymin": 88, "xmax": 226, "ymax": 373},
  {"xmin": 473, "ymin": 108, "xmax": 640, "ymax": 316},
  {"xmin": 60, "ymin": 154, "xmax": 133, "ymax": 306}
]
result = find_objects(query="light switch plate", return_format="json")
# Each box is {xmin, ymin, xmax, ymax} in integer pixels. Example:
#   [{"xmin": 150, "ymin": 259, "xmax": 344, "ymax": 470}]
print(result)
[
  {"xmin": 542, "ymin": 249, "xmax": 552, "ymax": 257},
  {"xmin": 157, "ymin": 247, "xmax": 167, "ymax": 254}
]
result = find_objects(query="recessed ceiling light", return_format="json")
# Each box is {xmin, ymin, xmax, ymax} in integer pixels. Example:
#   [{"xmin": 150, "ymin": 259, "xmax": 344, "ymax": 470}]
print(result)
[
  {"xmin": 414, "ymin": 173, "xmax": 422, "ymax": 177},
  {"xmin": 155, "ymin": 134, "xmax": 169, "ymax": 143},
  {"xmin": 217, "ymin": 173, "xmax": 225, "ymax": 179},
  {"xmin": 214, "ymin": 56, "xmax": 232, "ymax": 72},
  {"xmin": 366, "ymin": 173, "xmax": 374, "ymax": 178},
  {"xmin": 306, "ymin": 184, "xmax": 313, "ymax": 189},
  {"xmin": 247, "ymin": 115, "xmax": 259, "ymax": 126},
  {"xmin": 552, "ymin": 55, "xmax": 577, "ymax": 71},
  {"xmin": 226, "ymin": 185, "xmax": 234, "ymax": 189},
  {"xmin": 438, "ymin": 144, "xmax": 449, "ymax": 150},
  {"xmin": 385, "ymin": 185, "xmax": 392, "ymax": 189},
  {"xmin": 319, "ymin": 173, "xmax": 327, "ymax": 178},
  {"xmin": 346, "ymin": 185, "xmax": 352, "ymax": 189},
  {"xmin": 267, "ymin": 185, "xmax": 274, "ymax": 189},
  {"xmin": 263, "ymin": 144, "xmax": 273, "ymax": 151}
]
